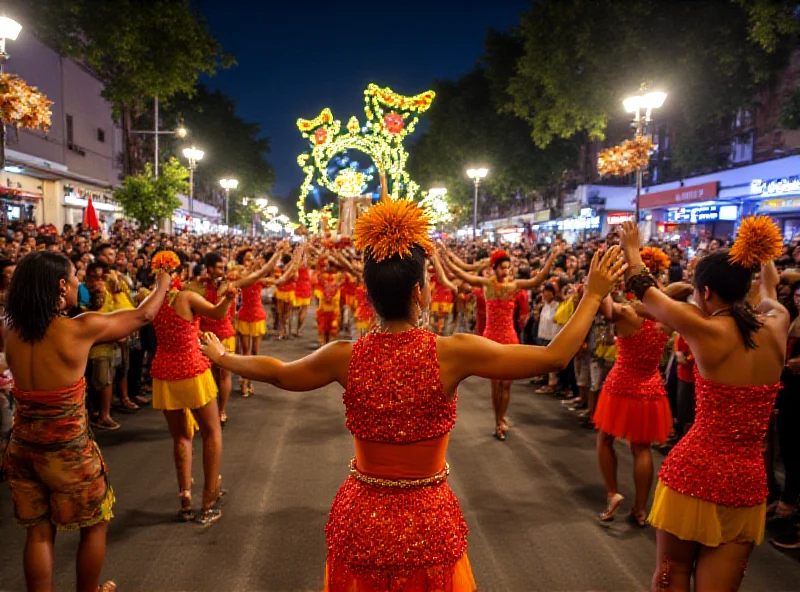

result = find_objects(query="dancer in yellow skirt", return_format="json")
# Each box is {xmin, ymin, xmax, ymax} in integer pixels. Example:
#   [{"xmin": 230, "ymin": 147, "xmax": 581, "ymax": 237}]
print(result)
[
  {"xmin": 619, "ymin": 219, "xmax": 787, "ymax": 591},
  {"xmin": 149, "ymin": 250, "xmax": 237, "ymax": 525}
]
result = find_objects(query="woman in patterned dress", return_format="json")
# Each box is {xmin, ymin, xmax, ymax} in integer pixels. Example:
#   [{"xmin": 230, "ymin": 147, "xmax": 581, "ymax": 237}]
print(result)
[{"xmin": 200, "ymin": 202, "xmax": 626, "ymax": 590}]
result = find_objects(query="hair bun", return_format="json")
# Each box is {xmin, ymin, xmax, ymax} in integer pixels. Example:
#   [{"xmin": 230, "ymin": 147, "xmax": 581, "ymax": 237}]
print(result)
[{"xmin": 729, "ymin": 216, "xmax": 783, "ymax": 269}]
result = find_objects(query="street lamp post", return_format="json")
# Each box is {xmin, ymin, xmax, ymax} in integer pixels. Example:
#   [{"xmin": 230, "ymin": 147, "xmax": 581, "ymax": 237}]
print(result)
[
  {"xmin": 131, "ymin": 99, "xmax": 187, "ymax": 178},
  {"xmin": 219, "ymin": 178, "xmax": 238, "ymax": 230},
  {"xmin": 466, "ymin": 168, "xmax": 488, "ymax": 240},
  {"xmin": 623, "ymin": 91, "xmax": 666, "ymax": 222},
  {"xmin": 182, "ymin": 146, "xmax": 204, "ymax": 223}
]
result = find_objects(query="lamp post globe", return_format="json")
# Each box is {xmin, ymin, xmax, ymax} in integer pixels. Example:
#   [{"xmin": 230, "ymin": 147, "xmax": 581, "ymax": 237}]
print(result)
[{"xmin": 466, "ymin": 167, "xmax": 488, "ymax": 240}]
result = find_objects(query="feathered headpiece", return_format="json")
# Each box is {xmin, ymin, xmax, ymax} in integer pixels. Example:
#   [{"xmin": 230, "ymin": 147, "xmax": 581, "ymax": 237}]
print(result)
[
  {"xmin": 490, "ymin": 250, "xmax": 510, "ymax": 267},
  {"xmin": 151, "ymin": 250, "xmax": 181, "ymax": 274},
  {"xmin": 640, "ymin": 246, "xmax": 670, "ymax": 274},
  {"xmin": 729, "ymin": 216, "xmax": 783, "ymax": 269},
  {"xmin": 352, "ymin": 199, "xmax": 433, "ymax": 262}
]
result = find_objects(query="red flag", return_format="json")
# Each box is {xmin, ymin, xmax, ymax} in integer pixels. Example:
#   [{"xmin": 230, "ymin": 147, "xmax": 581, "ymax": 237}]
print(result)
[{"xmin": 83, "ymin": 196, "xmax": 100, "ymax": 231}]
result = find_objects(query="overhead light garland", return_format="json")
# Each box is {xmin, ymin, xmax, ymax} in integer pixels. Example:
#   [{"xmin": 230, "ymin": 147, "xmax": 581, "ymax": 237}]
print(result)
[
  {"xmin": 418, "ymin": 189, "xmax": 453, "ymax": 225},
  {"xmin": 295, "ymin": 84, "xmax": 435, "ymax": 227},
  {"xmin": 597, "ymin": 136, "xmax": 656, "ymax": 177}
]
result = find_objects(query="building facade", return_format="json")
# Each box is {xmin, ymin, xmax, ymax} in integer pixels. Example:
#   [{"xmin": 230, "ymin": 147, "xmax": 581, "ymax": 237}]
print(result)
[{"xmin": 2, "ymin": 33, "xmax": 125, "ymax": 230}]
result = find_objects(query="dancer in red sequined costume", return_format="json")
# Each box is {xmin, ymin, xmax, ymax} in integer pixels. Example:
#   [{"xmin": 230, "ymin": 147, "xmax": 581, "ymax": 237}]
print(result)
[
  {"xmin": 444, "ymin": 244, "xmax": 560, "ymax": 440},
  {"xmin": 150, "ymin": 249, "xmax": 240, "ymax": 525},
  {"xmin": 201, "ymin": 201, "xmax": 626, "ymax": 590},
  {"xmin": 293, "ymin": 261, "xmax": 313, "ymax": 337},
  {"xmin": 619, "ymin": 220, "xmax": 787, "ymax": 592},
  {"xmin": 593, "ymin": 296, "xmax": 673, "ymax": 526},
  {"xmin": 199, "ymin": 247, "xmax": 285, "ymax": 423},
  {"xmin": 2, "ymin": 252, "xmax": 171, "ymax": 592}
]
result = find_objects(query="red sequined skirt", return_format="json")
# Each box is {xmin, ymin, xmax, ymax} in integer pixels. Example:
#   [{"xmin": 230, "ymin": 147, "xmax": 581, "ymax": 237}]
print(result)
[
  {"xmin": 324, "ymin": 477, "xmax": 472, "ymax": 592},
  {"xmin": 593, "ymin": 391, "xmax": 672, "ymax": 444}
]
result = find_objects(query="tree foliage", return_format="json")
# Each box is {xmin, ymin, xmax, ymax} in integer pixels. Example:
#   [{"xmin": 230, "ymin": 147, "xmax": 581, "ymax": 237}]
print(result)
[
  {"xmin": 113, "ymin": 158, "xmax": 187, "ymax": 229},
  {"xmin": 160, "ymin": 84, "xmax": 275, "ymax": 228},
  {"xmin": 22, "ymin": 0, "xmax": 232, "ymax": 115},
  {"xmin": 504, "ymin": 0, "xmax": 794, "ymax": 175},
  {"xmin": 407, "ymin": 64, "xmax": 578, "ymax": 224}
]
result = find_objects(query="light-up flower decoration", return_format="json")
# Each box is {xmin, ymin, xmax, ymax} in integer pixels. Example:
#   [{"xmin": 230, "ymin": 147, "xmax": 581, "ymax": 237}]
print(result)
[
  {"xmin": 0, "ymin": 73, "xmax": 52, "ymax": 131},
  {"xmin": 597, "ymin": 136, "xmax": 656, "ymax": 177},
  {"xmin": 334, "ymin": 169, "xmax": 366, "ymax": 198}
]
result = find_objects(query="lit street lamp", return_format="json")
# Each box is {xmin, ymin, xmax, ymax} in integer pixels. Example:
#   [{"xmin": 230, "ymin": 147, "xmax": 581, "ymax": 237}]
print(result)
[
  {"xmin": 219, "ymin": 178, "xmax": 238, "ymax": 229},
  {"xmin": 182, "ymin": 146, "xmax": 204, "ymax": 221},
  {"xmin": 266, "ymin": 205, "xmax": 279, "ymax": 217},
  {"xmin": 623, "ymin": 90, "xmax": 666, "ymax": 221},
  {"xmin": 466, "ymin": 168, "xmax": 488, "ymax": 240}
]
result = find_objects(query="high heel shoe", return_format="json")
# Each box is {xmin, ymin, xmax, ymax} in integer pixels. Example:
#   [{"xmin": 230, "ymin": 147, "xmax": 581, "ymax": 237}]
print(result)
[
  {"xmin": 240, "ymin": 379, "xmax": 251, "ymax": 398},
  {"xmin": 599, "ymin": 493, "xmax": 625, "ymax": 522},
  {"xmin": 627, "ymin": 508, "xmax": 648, "ymax": 527},
  {"xmin": 494, "ymin": 426, "xmax": 506, "ymax": 441},
  {"xmin": 197, "ymin": 485, "xmax": 223, "ymax": 527},
  {"xmin": 178, "ymin": 489, "xmax": 194, "ymax": 522}
]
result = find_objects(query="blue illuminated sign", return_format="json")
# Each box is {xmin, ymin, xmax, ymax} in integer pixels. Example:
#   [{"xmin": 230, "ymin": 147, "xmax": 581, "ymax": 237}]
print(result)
[{"xmin": 666, "ymin": 205, "xmax": 738, "ymax": 223}]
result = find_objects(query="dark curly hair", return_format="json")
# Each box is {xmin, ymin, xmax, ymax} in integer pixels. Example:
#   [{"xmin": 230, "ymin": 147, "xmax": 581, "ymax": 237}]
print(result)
[
  {"xmin": 235, "ymin": 247, "xmax": 254, "ymax": 266},
  {"xmin": 5, "ymin": 251, "xmax": 72, "ymax": 343}
]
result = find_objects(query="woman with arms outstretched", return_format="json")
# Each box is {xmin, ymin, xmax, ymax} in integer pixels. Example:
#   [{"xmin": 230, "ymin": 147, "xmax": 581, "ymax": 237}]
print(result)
[
  {"xmin": 618, "ymin": 219, "xmax": 788, "ymax": 592},
  {"xmin": 200, "ymin": 200, "xmax": 625, "ymax": 590},
  {"xmin": 443, "ymin": 243, "xmax": 561, "ymax": 440},
  {"xmin": 2, "ymin": 251, "xmax": 171, "ymax": 592}
]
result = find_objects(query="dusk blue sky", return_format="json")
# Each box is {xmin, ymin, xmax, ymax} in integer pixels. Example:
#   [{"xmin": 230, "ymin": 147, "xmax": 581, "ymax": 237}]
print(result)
[{"xmin": 199, "ymin": 0, "xmax": 530, "ymax": 205}]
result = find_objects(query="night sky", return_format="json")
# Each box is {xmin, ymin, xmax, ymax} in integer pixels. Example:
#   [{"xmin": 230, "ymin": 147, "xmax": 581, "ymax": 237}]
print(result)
[{"xmin": 199, "ymin": 0, "xmax": 530, "ymax": 204}]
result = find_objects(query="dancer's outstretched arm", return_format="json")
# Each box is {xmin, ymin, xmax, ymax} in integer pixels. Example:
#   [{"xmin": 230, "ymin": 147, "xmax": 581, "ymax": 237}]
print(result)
[
  {"xmin": 438, "ymin": 247, "xmax": 625, "ymax": 383},
  {"xmin": 200, "ymin": 335, "xmax": 351, "ymax": 391},
  {"xmin": 514, "ymin": 246, "xmax": 561, "ymax": 291},
  {"xmin": 75, "ymin": 272, "xmax": 172, "ymax": 344}
]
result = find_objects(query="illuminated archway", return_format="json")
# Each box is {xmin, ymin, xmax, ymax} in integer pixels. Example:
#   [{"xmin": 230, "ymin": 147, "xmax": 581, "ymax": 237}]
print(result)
[{"xmin": 296, "ymin": 84, "xmax": 434, "ymax": 226}]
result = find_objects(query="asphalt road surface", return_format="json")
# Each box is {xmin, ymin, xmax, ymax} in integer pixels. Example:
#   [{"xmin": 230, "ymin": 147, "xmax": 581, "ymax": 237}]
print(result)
[{"xmin": 2, "ymin": 330, "xmax": 799, "ymax": 591}]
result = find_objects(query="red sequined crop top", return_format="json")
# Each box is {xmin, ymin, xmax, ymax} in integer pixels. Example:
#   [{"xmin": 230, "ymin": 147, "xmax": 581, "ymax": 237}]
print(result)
[
  {"xmin": 659, "ymin": 372, "xmax": 779, "ymax": 507},
  {"xmin": 151, "ymin": 298, "xmax": 211, "ymax": 381},
  {"xmin": 344, "ymin": 328, "xmax": 457, "ymax": 444},
  {"xmin": 198, "ymin": 279, "xmax": 235, "ymax": 339}
]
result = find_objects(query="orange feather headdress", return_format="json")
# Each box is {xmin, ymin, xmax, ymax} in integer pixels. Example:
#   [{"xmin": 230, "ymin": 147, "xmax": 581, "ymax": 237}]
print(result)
[
  {"xmin": 150, "ymin": 250, "xmax": 181, "ymax": 274},
  {"xmin": 352, "ymin": 199, "xmax": 433, "ymax": 262},
  {"xmin": 729, "ymin": 216, "xmax": 783, "ymax": 269},
  {"xmin": 640, "ymin": 246, "xmax": 671, "ymax": 274}
]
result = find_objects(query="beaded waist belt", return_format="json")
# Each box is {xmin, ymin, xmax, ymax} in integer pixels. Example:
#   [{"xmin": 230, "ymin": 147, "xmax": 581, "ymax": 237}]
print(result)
[{"xmin": 348, "ymin": 458, "xmax": 450, "ymax": 489}]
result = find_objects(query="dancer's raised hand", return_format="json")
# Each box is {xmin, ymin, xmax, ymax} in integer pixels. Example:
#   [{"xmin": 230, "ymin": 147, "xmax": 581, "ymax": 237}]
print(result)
[{"xmin": 586, "ymin": 246, "xmax": 626, "ymax": 299}]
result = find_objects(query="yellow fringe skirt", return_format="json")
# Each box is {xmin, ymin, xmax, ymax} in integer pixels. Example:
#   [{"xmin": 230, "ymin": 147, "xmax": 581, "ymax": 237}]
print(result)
[
  {"xmin": 236, "ymin": 319, "xmax": 267, "ymax": 337},
  {"xmin": 152, "ymin": 369, "xmax": 218, "ymax": 411},
  {"xmin": 649, "ymin": 480, "xmax": 766, "ymax": 547}
]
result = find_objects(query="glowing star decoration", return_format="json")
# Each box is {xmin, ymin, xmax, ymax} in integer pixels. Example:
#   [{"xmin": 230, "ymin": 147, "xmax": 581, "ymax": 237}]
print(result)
[
  {"xmin": 334, "ymin": 169, "xmax": 366, "ymax": 198},
  {"xmin": 295, "ymin": 84, "xmax": 435, "ymax": 227}
]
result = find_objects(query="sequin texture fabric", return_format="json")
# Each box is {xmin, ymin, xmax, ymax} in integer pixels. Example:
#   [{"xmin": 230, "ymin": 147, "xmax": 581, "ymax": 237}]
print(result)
[
  {"xmin": 483, "ymin": 279, "xmax": 518, "ymax": 345},
  {"xmin": 601, "ymin": 319, "xmax": 668, "ymax": 400},
  {"xmin": 659, "ymin": 373, "xmax": 779, "ymax": 507},
  {"xmin": 150, "ymin": 299, "xmax": 210, "ymax": 381},
  {"xmin": 199, "ymin": 279, "xmax": 236, "ymax": 339},
  {"xmin": 327, "ymin": 329, "xmax": 468, "ymax": 588},
  {"xmin": 237, "ymin": 282, "xmax": 266, "ymax": 323}
]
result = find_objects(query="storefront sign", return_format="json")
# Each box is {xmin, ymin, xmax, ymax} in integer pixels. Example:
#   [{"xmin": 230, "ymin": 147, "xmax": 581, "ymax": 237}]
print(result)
[
  {"xmin": 64, "ymin": 195, "xmax": 121, "ymax": 212},
  {"xmin": 558, "ymin": 216, "xmax": 600, "ymax": 231},
  {"xmin": 639, "ymin": 181, "xmax": 718, "ymax": 209},
  {"xmin": 751, "ymin": 176, "xmax": 800, "ymax": 197},
  {"xmin": 0, "ymin": 187, "xmax": 42, "ymax": 201},
  {"xmin": 534, "ymin": 210, "xmax": 550, "ymax": 222},
  {"xmin": 758, "ymin": 197, "xmax": 800, "ymax": 211},
  {"xmin": 666, "ymin": 204, "xmax": 738, "ymax": 223},
  {"xmin": 606, "ymin": 212, "xmax": 634, "ymax": 225},
  {"xmin": 562, "ymin": 202, "xmax": 580, "ymax": 217}
]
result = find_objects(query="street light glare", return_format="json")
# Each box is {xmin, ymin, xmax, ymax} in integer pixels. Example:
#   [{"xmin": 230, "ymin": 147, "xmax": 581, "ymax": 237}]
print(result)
[
  {"xmin": 429, "ymin": 187, "xmax": 447, "ymax": 197},
  {"xmin": 176, "ymin": 126, "xmax": 188, "ymax": 139},
  {"xmin": 183, "ymin": 146, "xmax": 204, "ymax": 162},
  {"xmin": 624, "ymin": 92, "xmax": 667, "ymax": 113},
  {"xmin": 645, "ymin": 91, "xmax": 667, "ymax": 109},
  {"xmin": 256, "ymin": 198, "xmax": 269, "ymax": 209},
  {"xmin": 466, "ymin": 168, "xmax": 488, "ymax": 180},
  {"xmin": 219, "ymin": 178, "xmax": 238, "ymax": 190},
  {"xmin": 0, "ymin": 17, "xmax": 22, "ymax": 41}
]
